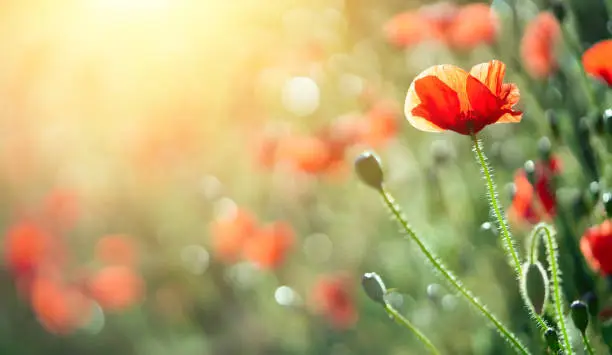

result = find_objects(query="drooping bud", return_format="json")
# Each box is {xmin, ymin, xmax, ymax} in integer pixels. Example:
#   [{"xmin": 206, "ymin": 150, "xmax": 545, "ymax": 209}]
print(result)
[
  {"xmin": 603, "ymin": 192, "xmax": 612, "ymax": 217},
  {"xmin": 355, "ymin": 151, "xmax": 384, "ymax": 190},
  {"xmin": 524, "ymin": 160, "xmax": 536, "ymax": 185},
  {"xmin": 570, "ymin": 300, "xmax": 589, "ymax": 334},
  {"xmin": 538, "ymin": 137, "xmax": 552, "ymax": 162},
  {"xmin": 544, "ymin": 328, "xmax": 561, "ymax": 353},
  {"xmin": 361, "ymin": 272, "xmax": 387, "ymax": 306},
  {"xmin": 548, "ymin": 0, "xmax": 566, "ymax": 22},
  {"xmin": 546, "ymin": 110, "xmax": 560, "ymax": 140}
]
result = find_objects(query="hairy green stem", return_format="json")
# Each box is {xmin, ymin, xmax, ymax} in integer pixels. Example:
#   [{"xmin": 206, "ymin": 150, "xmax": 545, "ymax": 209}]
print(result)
[
  {"xmin": 384, "ymin": 301, "xmax": 440, "ymax": 355},
  {"xmin": 379, "ymin": 188, "xmax": 531, "ymax": 355},
  {"xmin": 540, "ymin": 225, "xmax": 573, "ymax": 354},
  {"xmin": 471, "ymin": 135, "xmax": 522, "ymax": 276},
  {"xmin": 582, "ymin": 333, "xmax": 595, "ymax": 355}
]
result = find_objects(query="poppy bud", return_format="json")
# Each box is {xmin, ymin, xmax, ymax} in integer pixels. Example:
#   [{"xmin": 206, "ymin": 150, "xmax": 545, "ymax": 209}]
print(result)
[
  {"xmin": 603, "ymin": 192, "xmax": 612, "ymax": 217},
  {"xmin": 361, "ymin": 272, "xmax": 387, "ymax": 306},
  {"xmin": 548, "ymin": 0, "xmax": 566, "ymax": 22},
  {"xmin": 589, "ymin": 181, "xmax": 601, "ymax": 203},
  {"xmin": 355, "ymin": 151, "xmax": 384, "ymax": 190},
  {"xmin": 570, "ymin": 300, "xmax": 589, "ymax": 334},
  {"xmin": 538, "ymin": 137, "xmax": 552, "ymax": 162},
  {"xmin": 546, "ymin": 110, "xmax": 560, "ymax": 140},
  {"xmin": 524, "ymin": 160, "xmax": 536, "ymax": 185},
  {"xmin": 544, "ymin": 328, "xmax": 561, "ymax": 352},
  {"xmin": 604, "ymin": 109, "xmax": 612, "ymax": 135}
]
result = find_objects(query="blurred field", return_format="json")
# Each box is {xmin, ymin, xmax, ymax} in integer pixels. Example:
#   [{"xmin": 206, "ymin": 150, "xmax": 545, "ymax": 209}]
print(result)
[{"xmin": 1, "ymin": 0, "xmax": 612, "ymax": 354}]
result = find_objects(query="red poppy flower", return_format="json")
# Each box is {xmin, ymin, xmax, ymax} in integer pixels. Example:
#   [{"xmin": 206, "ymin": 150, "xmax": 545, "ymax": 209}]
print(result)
[
  {"xmin": 311, "ymin": 274, "xmax": 358, "ymax": 329},
  {"xmin": 277, "ymin": 135, "xmax": 332, "ymax": 174},
  {"xmin": 31, "ymin": 277, "xmax": 92, "ymax": 334},
  {"xmin": 4, "ymin": 221, "xmax": 54, "ymax": 278},
  {"xmin": 582, "ymin": 39, "xmax": 612, "ymax": 86},
  {"xmin": 509, "ymin": 157, "xmax": 561, "ymax": 226},
  {"xmin": 210, "ymin": 209, "xmax": 258, "ymax": 263},
  {"xmin": 404, "ymin": 60, "xmax": 522, "ymax": 135},
  {"xmin": 359, "ymin": 100, "xmax": 400, "ymax": 147},
  {"xmin": 580, "ymin": 219, "xmax": 612, "ymax": 275},
  {"xmin": 447, "ymin": 3, "xmax": 499, "ymax": 50},
  {"xmin": 520, "ymin": 12, "xmax": 561, "ymax": 79},
  {"xmin": 243, "ymin": 221, "xmax": 295, "ymax": 269},
  {"xmin": 88, "ymin": 265, "xmax": 144, "ymax": 311},
  {"xmin": 41, "ymin": 188, "xmax": 80, "ymax": 231},
  {"xmin": 383, "ymin": 11, "xmax": 448, "ymax": 48},
  {"xmin": 95, "ymin": 234, "xmax": 139, "ymax": 267}
]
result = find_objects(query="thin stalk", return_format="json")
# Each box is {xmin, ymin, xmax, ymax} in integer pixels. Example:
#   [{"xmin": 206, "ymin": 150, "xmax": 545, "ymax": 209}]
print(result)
[
  {"xmin": 384, "ymin": 301, "xmax": 440, "ymax": 355},
  {"xmin": 582, "ymin": 333, "xmax": 595, "ymax": 355},
  {"xmin": 471, "ymin": 135, "xmax": 522, "ymax": 276},
  {"xmin": 540, "ymin": 225, "xmax": 573, "ymax": 354},
  {"xmin": 380, "ymin": 188, "xmax": 531, "ymax": 355}
]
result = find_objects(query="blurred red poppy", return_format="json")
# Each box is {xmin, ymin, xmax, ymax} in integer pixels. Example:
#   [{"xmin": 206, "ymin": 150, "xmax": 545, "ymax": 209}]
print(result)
[
  {"xmin": 581, "ymin": 219, "xmax": 612, "ymax": 275},
  {"xmin": 95, "ymin": 234, "xmax": 139, "ymax": 267},
  {"xmin": 582, "ymin": 39, "xmax": 612, "ymax": 86},
  {"xmin": 405, "ymin": 60, "xmax": 522, "ymax": 135},
  {"xmin": 88, "ymin": 265, "xmax": 144, "ymax": 311},
  {"xmin": 359, "ymin": 100, "xmax": 400, "ymax": 148},
  {"xmin": 384, "ymin": 2, "xmax": 498, "ymax": 50},
  {"xmin": 311, "ymin": 274, "xmax": 358, "ymax": 329},
  {"xmin": 40, "ymin": 188, "xmax": 81, "ymax": 232},
  {"xmin": 210, "ymin": 209, "xmax": 258, "ymax": 263},
  {"xmin": 521, "ymin": 12, "xmax": 561, "ymax": 79},
  {"xmin": 509, "ymin": 157, "xmax": 561, "ymax": 226},
  {"xmin": 277, "ymin": 135, "xmax": 332, "ymax": 174},
  {"xmin": 4, "ymin": 221, "xmax": 54, "ymax": 278},
  {"xmin": 447, "ymin": 3, "xmax": 499, "ymax": 50},
  {"xmin": 31, "ymin": 277, "xmax": 92, "ymax": 335},
  {"xmin": 243, "ymin": 221, "xmax": 295, "ymax": 269}
]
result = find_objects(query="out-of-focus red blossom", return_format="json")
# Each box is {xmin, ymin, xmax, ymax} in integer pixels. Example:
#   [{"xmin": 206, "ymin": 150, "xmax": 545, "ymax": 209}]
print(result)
[
  {"xmin": 243, "ymin": 221, "xmax": 295, "ymax": 269},
  {"xmin": 384, "ymin": 2, "xmax": 498, "ymax": 50},
  {"xmin": 277, "ymin": 135, "xmax": 332, "ymax": 174},
  {"xmin": 40, "ymin": 189, "xmax": 80, "ymax": 231},
  {"xmin": 520, "ymin": 12, "xmax": 561, "ymax": 79},
  {"xmin": 311, "ymin": 274, "xmax": 358, "ymax": 329},
  {"xmin": 580, "ymin": 220, "xmax": 612, "ymax": 275},
  {"xmin": 359, "ymin": 101, "xmax": 400, "ymax": 147},
  {"xmin": 4, "ymin": 221, "xmax": 54, "ymax": 278},
  {"xmin": 88, "ymin": 265, "xmax": 145, "ymax": 311},
  {"xmin": 509, "ymin": 157, "xmax": 561, "ymax": 226},
  {"xmin": 30, "ymin": 277, "xmax": 92, "ymax": 334},
  {"xmin": 210, "ymin": 209, "xmax": 258, "ymax": 263},
  {"xmin": 582, "ymin": 39, "xmax": 612, "ymax": 86},
  {"xmin": 95, "ymin": 234, "xmax": 139, "ymax": 267},
  {"xmin": 405, "ymin": 60, "xmax": 522, "ymax": 135},
  {"xmin": 447, "ymin": 4, "xmax": 498, "ymax": 49}
]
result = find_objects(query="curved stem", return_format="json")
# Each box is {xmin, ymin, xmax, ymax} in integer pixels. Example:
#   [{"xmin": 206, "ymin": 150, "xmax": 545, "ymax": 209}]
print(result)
[
  {"xmin": 519, "ymin": 262, "xmax": 549, "ymax": 331},
  {"xmin": 384, "ymin": 302, "xmax": 440, "ymax": 355},
  {"xmin": 471, "ymin": 135, "xmax": 522, "ymax": 276},
  {"xmin": 540, "ymin": 224, "xmax": 573, "ymax": 354},
  {"xmin": 380, "ymin": 188, "xmax": 531, "ymax": 355},
  {"xmin": 582, "ymin": 333, "xmax": 595, "ymax": 355}
]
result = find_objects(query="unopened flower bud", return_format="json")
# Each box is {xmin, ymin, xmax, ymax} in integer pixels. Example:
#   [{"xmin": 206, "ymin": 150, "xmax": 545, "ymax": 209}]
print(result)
[
  {"xmin": 544, "ymin": 328, "xmax": 561, "ymax": 352},
  {"xmin": 355, "ymin": 151, "xmax": 384, "ymax": 190},
  {"xmin": 570, "ymin": 300, "xmax": 589, "ymax": 334},
  {"xmin": 538, "ymin": 137, "xmax": 552, "ymax": 162},
  {"xmin": 361, "ymin": 272, "xmax": 387, "ymax": 306},
  {"xmin": 603, "ymin": 192, "xmax": 612, "ymax": 217},
  {"xmin": 548, "ymin": 0, "xmax": 566, "ymax": 22},
  {"xmin": 546, "ymin": 110, "xmax": 560, "ymax": 140},
  {"xmin": 604, "ymin": 109, "xmax": 612, "ymax": 135},
  {"xmin": 524, "ymin": 160, "xmax": 536, "ymax": 185}
]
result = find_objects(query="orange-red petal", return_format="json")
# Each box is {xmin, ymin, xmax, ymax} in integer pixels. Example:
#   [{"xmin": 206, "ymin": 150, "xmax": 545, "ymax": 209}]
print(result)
[{"xmin": 582, "ymin": 39, "xmax": 612, "ymax": 86}]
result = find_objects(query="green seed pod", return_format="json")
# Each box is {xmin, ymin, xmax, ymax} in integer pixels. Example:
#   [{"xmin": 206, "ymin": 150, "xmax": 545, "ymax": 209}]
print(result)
[
  {"xmin": 361, "ymin": 272, "xmax": 387, "ymax": 306},
  {"xmin": 355, "ymin": 151, "xmax": 384, "ymax": 190},
  {"xmin": 570, "ymin": 300, "xmax": 589, "ymax": 334}
]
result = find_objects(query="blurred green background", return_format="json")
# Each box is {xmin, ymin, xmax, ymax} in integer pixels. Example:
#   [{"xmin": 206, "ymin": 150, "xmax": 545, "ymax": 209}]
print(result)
[{"xmin": 1, "ymin": 0, "xmax": 612, "ymax": 354}]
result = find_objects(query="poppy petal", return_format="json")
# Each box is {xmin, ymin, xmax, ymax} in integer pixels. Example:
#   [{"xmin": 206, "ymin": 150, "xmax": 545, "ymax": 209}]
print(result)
[
  {"xmin": 466, "ymin": 75, "xmax": 501, "ymax": 127},
  {"xmin": 469, "ymin": 60, "xmax": 506, "ymax": 95},
  {"xmin": 582, "ymin": 39, "xmax": 612, "ymax": 86}
]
